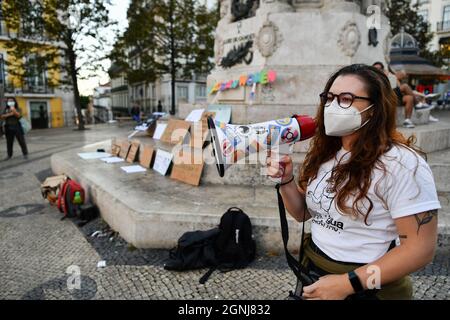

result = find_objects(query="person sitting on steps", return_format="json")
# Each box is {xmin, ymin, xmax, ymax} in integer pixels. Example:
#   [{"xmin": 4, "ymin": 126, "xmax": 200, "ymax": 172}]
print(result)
[{"xmin": 372, "ymin": 62, "xmax": 415, "ymax": 128}]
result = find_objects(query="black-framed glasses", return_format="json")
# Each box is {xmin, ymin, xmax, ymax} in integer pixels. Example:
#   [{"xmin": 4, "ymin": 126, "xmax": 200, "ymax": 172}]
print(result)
[{"xmin": 319, "ymin": 92, "xmax": 371, "ymax": 109}]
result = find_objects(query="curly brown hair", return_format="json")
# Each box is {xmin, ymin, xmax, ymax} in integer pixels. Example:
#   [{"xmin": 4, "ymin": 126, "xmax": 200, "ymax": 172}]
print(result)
[{"xmin": 299, "ymin": 64, "xmax": 421, "ymax": 224}]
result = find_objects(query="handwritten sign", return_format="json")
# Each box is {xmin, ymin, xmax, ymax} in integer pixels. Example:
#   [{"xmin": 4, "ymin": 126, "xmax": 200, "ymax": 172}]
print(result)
[
  {"xmin": 153, "ymin": 123, "xmax": 167, "ymax": 140},
  {"xmin": 171, "ymin": 147, "xmax": 204, "ymax": 186},
  {"xmin": 185, "ymin": 109, "xmax": 205, "ymax": 122},
  {"xmin": 126, "ymin": 140, "xmax": 140, "ymax": 163},
  {"xmin": 160, "ymin": 119, "xmax": 191, "ymax": 145},
  {"xmin": 110, "ymin": 138, "xmax": 121, "ymax": 156},
  {"xmin": 207, "ymin": 105, "xmax": 231, "ymax": 124},
  {"xmin": 153, "ymin": 149, "xmax": 174, "ymax": 176},
  {"xmin": 119, "ymin": 140, "xmax": 131, "ymax": 159},
  {"xmin": 139, "ymin": 144, "xmax": 155, "ymax": 168}
]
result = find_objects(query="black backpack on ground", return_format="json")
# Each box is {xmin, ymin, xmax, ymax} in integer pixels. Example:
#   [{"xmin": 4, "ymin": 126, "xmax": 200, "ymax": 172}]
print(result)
[
  {"xmin": 163, "ymin": 228, "xmax": 220, "ymax": 271},
  {"xmin": 215, "ymin": 207, "xmax": 256, "ymax": 269},
  {"xmin": 164, "ymin": 207, "xmax": 256, "ymax": 284}
]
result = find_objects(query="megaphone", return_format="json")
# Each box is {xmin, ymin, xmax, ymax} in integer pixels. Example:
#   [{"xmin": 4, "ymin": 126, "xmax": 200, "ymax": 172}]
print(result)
[{"xmin": 207, "ymin": 115, "xmax": 316, "ymax": 177}]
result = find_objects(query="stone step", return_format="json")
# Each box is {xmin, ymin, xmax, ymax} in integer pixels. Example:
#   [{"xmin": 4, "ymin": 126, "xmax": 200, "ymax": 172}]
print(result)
[
  {"xmin": 51, "ymin": 144, "xmax": 304, "ymax": 254},
  {"xmin": 396, "ymin": 106, "xmax": 431, "ymax": 126},
  {"xmin": 397, "ymin": 120, "xmax": 450, "ymax": 153}
]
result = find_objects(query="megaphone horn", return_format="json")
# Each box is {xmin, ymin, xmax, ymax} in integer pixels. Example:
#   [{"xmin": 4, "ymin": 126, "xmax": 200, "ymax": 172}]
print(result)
[{"xmin": 207, "ymin": 115, "xmax": 316, "ymax": 177}]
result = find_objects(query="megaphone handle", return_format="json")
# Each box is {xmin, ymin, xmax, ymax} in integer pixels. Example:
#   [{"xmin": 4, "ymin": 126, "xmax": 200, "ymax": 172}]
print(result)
[{"xmin": 267, "ymin": 127, "xmax": 288, "ymax": 180}]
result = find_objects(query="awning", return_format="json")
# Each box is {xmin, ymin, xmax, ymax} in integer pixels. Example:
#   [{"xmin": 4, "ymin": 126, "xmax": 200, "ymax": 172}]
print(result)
[{"xmin": 390, "ymin": 53, "xmax": 450, "ymax": 80}]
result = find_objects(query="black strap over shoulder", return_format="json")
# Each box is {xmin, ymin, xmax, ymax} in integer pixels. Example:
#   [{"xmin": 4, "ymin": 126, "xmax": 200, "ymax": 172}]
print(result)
[{"xmin": 275, "ymin": 184, "xmax": 315, "ymax": 291}]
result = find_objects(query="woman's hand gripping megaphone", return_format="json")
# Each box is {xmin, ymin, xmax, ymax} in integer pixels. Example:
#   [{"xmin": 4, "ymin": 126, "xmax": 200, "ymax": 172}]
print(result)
[{"xmin": 266, "ymin": 154, "xmax": 294, "ymax": 184}]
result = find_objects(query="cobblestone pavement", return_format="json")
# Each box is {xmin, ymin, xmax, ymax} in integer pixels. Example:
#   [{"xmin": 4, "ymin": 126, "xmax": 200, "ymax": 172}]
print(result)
[{"xmin": 0, "ymin": 124, "xmax": 449, "ymax": 300}]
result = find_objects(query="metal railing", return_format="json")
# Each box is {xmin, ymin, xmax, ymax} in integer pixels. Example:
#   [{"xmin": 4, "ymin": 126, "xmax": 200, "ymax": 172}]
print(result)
[
  {"xmin": 5, "ymin": 82, "xmax": 55, "ymax": 95},
  {"xmin": 437, "ymin": 20, "xmax": 450, "ymax": 32}
]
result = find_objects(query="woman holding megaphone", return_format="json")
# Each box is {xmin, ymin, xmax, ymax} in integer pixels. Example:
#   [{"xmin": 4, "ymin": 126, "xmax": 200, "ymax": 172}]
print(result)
[{"xmin": 267, "ymin": 64, "xmax": 440, "ymax": 300}]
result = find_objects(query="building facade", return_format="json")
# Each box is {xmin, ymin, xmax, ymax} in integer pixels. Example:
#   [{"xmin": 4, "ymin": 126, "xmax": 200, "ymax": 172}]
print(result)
[
  {"xmin": 413, "ymin": 0, "xmax": 450, "ymax": 55},
  {"xmin": 412, "ymin": 0, "xmax": 450, "ymax": 95},
  {"xmin": 92, "ymin": 82, "xmax": 112, "ymax": 123},
  {"xmin": 109, "ymin": 64, "xmax": 130, "ymax": 117},
  {"xmin": 126, "ymin": 49, "xmax": 208, "ymax": 116},
  {"xmin": 0, "ymin": 2, "xmax": 74, "ymax": 129}
]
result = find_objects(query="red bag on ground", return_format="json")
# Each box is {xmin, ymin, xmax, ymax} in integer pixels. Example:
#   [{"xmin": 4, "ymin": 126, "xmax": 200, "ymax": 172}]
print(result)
[{"xmin": 57, "ymin": 179, "xmax": 85, "ymax": 219}]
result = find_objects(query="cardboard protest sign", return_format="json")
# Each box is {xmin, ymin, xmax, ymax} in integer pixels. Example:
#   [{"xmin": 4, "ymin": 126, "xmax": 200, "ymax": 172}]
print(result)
[
  {"xmin": 139, "ymin": 144, "xmax": 155, "ymax": 168},
  {"xmin": 170, "ymin": 146, "xmax": 204, "ymax": 186},
  {"xmin": 188, "ymin": 121, "xmax": 209, "ymax": 149},
  {"xmin": 111, "ymin": 144, "xmax": 121, "ymax": 156},
  {"xmin": 110, "ymin": 138, "xmax": 120, "ymax": 156},
  {"xmin": 119, "ymin": 140, "xmax": 131, "ymax": 159},
  {"xmin": 153, "ymin": 123, "xmax": 167, "ymax": 140},
  {"xmin": 153, "ymin": 149, "xmax": 174, "ymax": 176},
  {"xmin": 126, "ymin": 140, "xmax": 140, "ymax": 163},
  {"xmin": 160, "ymin": 119, "xmax": 191, "ymax": 145},
  {"xmin": 185, "ymin": 109, "xmax": 205, "ymax": 122}
]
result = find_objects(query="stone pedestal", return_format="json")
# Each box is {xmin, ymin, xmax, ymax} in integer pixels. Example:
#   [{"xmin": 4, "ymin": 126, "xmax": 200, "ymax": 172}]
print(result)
[{"xmin": 208, "ymin": 0, "xmax": 390, "ymax": 124}]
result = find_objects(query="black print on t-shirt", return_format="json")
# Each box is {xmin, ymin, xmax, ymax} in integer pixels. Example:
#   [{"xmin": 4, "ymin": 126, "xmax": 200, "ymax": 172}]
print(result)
[
  {"xmin": 307, "ymin": 169, "xmax": 345, "ymax": 234},
  {"xmin": 307, "ymin": 169, "xmax": 336, "ymax": 214}
]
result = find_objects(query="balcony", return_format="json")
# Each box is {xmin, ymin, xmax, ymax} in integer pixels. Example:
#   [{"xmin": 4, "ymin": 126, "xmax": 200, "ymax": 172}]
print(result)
[
  {"xmin": 437, "ymin": 20, "xmax": 450, "ymax": 33},
  {"xmin": 0, "ymin": 18, "xmax": 47, "ymax": 40},
  {"xmin": 4, "ymin": 82, "xmax": 55, "ymax": 95},
  {"xmin": 0, "ymin": 19, "xmax": 9, "ymax": 37}
]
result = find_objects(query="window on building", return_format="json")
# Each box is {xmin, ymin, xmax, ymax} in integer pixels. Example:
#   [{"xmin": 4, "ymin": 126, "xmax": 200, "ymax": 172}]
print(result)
[
  {"xmin": 444, "ymin": 5, "xmax": 450, "ymax": 23},
  {"xmin": 177, "ymin": 86, "xmax": 188, "ymax": 101},
  {"xmin": 20, "ymin": 3, "xmax": 45, "ymax": 39},
  {"xmin": 25, "ymin": 54, "xmax": 47, "ymax": 92},
  {"xmin": 196, "ymin": 85, "xmax": 206, "ymax": 98}
]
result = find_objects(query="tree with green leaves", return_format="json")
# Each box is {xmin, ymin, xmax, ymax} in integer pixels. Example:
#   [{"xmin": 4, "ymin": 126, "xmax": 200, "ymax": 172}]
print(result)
[
  {"xmin": 386, "ymin": 0, "xmax": 447, "ymax": 68},
  {"xmin": 110, "ymin": 0, "xmax": 218, "ymax": 115},
  {"xmin": 3, "ymin": 0, "xmax": 116, "ymax": 130}
]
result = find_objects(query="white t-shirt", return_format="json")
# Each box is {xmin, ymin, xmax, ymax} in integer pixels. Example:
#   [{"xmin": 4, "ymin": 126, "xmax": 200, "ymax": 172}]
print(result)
[{"xmin": 305, "ymin": 145, "xmax": 441, "ymax": 264}]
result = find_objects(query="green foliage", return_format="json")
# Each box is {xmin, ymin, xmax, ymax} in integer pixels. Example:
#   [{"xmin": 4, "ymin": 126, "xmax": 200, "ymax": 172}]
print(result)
[
  {"xmin": 3, "ymin": 0, "xmax": 116, "ymax": 129},
  {"xmin": 109, "ymin": 0, "xmax": 218, "ymax": 94},
  {"xmin": 386, "ymin": 0, "xmax": 447, "ymax": 68}
]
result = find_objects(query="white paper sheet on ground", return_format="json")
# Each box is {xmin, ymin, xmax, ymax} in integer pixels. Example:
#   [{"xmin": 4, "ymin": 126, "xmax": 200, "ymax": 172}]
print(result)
[
  {"xmin": 120, "ymin": 165, "xmax": 147, "ymax": 173},
  {"xmin": 153, "ymin": 149, "xmax": 173, "ymax": 175},
  {"xmin": 78, "ymin": 152, "xmax": 111, "ymax": 160},
  {"xmin": 207, "ymin": 105, "xmax": 231, "ymax": 123},
  {"xmin": 185, "ymin": 109, "xmax": 205, "ymax": 122},
  {"xmin": 152, "ymin": 123, "xmax": 167, "ymax": 140},
  {"xmin": 134, "ymin": 124, "xmax": 149, "ymax": 131},
  {"xmin": 100, "ymin": 157, "xmax": 124, "ymax": 164}
]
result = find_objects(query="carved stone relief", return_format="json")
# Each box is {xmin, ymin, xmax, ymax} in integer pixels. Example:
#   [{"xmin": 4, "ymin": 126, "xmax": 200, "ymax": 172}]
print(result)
[
  {"xmin": 337, "ymin": 21, "xmax": 361, "ymax": 57},
  {"xmin": 256, "ymin": 20, "xmax": 283, "ymax": 57}
]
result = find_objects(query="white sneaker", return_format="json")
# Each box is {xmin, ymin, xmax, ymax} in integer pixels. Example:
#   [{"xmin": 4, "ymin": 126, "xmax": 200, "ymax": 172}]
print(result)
[
  {"xmin": 429, "ymin": 115, "xmax": 439, "ymax": 122},
  {"xmin": 415, "ymin": 102, "xmax": 435, "ymax": 111},
  {"xmin": 403, "ymin": 118, "xmax": 415, "ymax": 128}
]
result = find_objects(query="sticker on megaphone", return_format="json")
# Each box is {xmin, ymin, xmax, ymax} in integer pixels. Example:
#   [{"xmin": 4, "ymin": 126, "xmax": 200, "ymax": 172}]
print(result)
[{"xmin": 207, "ymin": 115, "xmax": 316, "ymax": 177}]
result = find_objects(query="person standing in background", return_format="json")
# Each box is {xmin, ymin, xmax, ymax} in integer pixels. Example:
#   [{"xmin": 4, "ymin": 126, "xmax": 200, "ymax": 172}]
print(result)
[{"xmin": 0, "ymin": 97, "xmax": 29, "ymax": 160}]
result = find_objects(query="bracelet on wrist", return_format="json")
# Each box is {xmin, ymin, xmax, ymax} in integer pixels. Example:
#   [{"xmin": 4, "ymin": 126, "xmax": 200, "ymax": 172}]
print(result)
[
  {"xmin": 347, "ymin": 270, "xmax": 364, "ymax": 293},
  {"xmin": 278, "ymin": 175, "xmax": 295, "ymax": 187}
]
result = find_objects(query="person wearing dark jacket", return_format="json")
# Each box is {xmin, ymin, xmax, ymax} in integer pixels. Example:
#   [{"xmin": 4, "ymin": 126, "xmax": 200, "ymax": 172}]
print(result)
[{"xmin": 0, "ymin": 97, "xmax": 28, "ymax": 160}]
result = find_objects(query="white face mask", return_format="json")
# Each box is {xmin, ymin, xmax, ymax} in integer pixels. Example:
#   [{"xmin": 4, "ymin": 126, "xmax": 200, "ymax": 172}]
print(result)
[
  {"xmin": 324, "ymin": 98, "xmax": 373, "ymax": 137},
  {"xmin": 7, "ymin": 101, "xmax": 15, "ymax": 107}
]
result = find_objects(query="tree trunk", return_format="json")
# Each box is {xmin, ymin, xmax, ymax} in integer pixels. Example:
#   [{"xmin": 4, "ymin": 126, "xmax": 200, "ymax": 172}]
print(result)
[
  {"xmin": 67, "ymin": 43, "xmax": 85, "ymax": 130},
  {"xmin": 169, "ymin": 0, "xmax": 176, "ymax": 115}
]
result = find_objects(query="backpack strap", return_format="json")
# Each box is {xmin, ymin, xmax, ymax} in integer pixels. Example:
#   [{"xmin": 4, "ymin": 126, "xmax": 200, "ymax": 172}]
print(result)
[
  {"xmin": 275, "ymin": 184, "xmax": 315, "ymax": 298},
  {"xmin": 199, "ymin": 266, "xmax": 217, "ymax": 284},
  {"xmin": 57, "ymin": 181, "xmax": 69, "ymax": 213}
]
